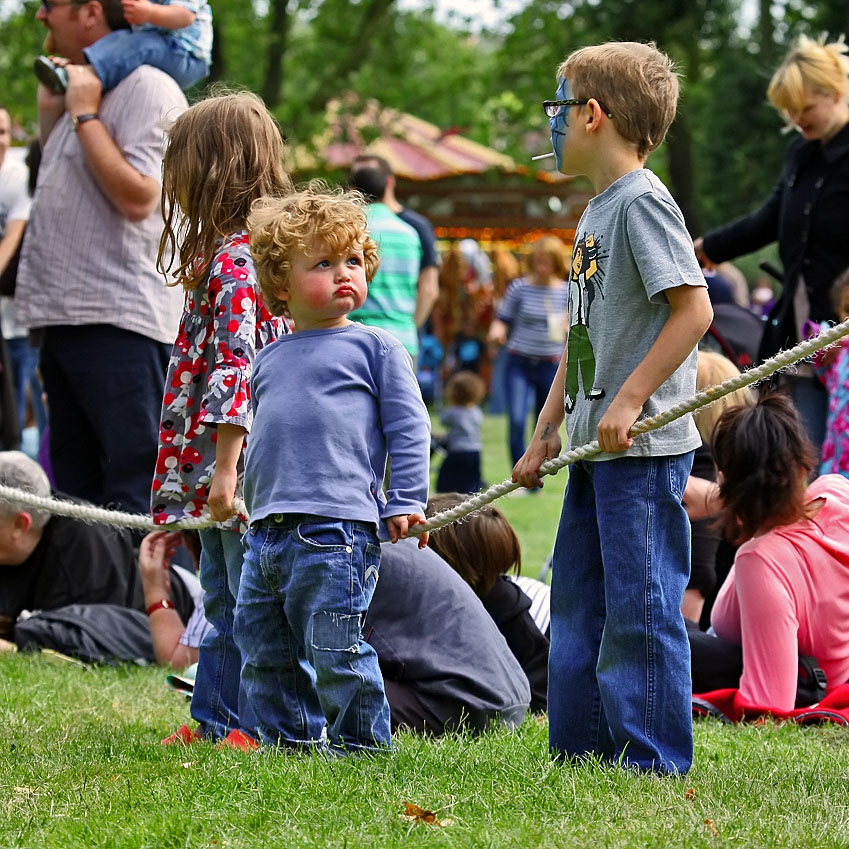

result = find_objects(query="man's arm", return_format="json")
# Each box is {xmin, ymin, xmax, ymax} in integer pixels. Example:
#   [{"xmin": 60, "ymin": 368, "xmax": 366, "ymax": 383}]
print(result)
[
  {"xmin": 37, "ymin": 84, "xmax": 67, "ymax": 148},
  {"xmin": 64, "ymin": 63, "xmax": 160, "ymax": 221},
  {"xmin": 597, "ymin": 284, "xmax": 713, "ymax": 453},
  {"xmin": 122, "ymin": 0, "xmax": 196, "ymax": 28},
  {"xmin": 413, "ymin": 265, "xmax": 439, "ymax": 328}
]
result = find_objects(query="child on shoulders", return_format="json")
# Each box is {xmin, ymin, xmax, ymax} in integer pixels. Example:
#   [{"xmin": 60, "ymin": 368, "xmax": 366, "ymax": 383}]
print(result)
[
  {"xmin": 235, "ymin": 184, "xmax": 431, "ymax": 755},
  {"xmin": 35, "ymin": 0, "xmax": 212, "ymax": 95},
  {"xmin": 514, "ymin": 41, "xmax": 713, "ymax": 774}
]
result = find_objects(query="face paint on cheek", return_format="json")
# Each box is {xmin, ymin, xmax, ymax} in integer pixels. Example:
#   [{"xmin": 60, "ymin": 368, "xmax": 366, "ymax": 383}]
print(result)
[{"xmin": 550, "ymin": 79, "xmax": 572, "ymax": 173}]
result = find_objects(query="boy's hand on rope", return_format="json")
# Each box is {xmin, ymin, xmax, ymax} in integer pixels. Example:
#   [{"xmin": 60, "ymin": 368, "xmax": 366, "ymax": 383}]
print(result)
[
  {"xmin": 387, "ymin": 514, "xmax": 429, "ymax": 548},
  {"xmin": 208, "ymin": 469, "xmax": 238, "ymax": 523},
  {"xmin": 513, "ymin": 425, "xmax": 562, "ymax": 489},
  {"xmin": 597, "ymin": 398, "xmax": 641, "ymax": 453}
]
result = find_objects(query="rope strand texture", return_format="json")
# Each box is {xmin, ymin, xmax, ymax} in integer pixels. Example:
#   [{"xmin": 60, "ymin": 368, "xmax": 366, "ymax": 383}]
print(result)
[{"xmin": 1, "ymin": 317, "xmax": 848, "ymax": 534}]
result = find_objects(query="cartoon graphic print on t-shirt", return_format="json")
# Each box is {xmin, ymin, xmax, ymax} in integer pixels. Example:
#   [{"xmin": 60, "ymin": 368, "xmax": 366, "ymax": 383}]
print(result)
[{"xmin": 565, "ymin": 231, "xmax": 608, "ymax": 413}]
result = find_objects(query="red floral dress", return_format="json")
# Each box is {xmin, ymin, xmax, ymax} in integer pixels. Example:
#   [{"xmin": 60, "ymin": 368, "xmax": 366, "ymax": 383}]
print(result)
[{"xmin": 150, "ymin": 231, "xmax": 287, "ymax": 530}]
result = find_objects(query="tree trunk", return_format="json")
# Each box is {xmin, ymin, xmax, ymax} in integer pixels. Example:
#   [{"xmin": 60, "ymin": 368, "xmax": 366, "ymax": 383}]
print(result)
[{"xmin": 261, "ymin": 0, "xmax": 289, "ymax": 109}]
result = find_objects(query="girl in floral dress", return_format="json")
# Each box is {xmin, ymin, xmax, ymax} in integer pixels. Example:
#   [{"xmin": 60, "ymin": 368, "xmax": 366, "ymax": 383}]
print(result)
[{"xmin": 151, "ymin": 92, "xmax": 291, "ymax": 748}]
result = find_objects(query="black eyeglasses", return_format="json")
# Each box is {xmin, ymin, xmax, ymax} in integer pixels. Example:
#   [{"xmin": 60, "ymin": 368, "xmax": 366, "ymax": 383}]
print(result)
[{"xmin": 543, "ymin": 99, "xmax": 613, "ymax": 119}]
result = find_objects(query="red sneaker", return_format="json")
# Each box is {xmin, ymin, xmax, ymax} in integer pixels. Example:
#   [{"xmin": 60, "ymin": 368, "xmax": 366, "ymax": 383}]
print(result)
[
  {"xmin": 218, "ymin": 729, "xmax": 259, "ymax": 752},
  {"xmin": 161, "ymin": 724, "xmax": 203, "ymax": 746}
]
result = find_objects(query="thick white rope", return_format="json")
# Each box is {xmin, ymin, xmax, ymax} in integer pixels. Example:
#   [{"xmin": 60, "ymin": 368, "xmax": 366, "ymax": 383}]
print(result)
[
  {"xmin": 1, "ymin": 318, "xmax": 847, "ymax": 534},
  {"xmin": 417, "ymin": 316, "xmax": 849, "ymax": 535}
]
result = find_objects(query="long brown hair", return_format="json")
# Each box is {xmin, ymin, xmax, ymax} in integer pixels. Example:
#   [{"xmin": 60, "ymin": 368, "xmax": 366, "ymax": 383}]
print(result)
[
  {"xmin": 157, "ymin": 91, "xmax": 291, "ymax": 289},
  {"xmin": 712, "ymin": 393, "xmax": 817, "ymax": 540},
  {"xmin": 426, "ymin": 493, "xmax": 522, "ymax": 596}
]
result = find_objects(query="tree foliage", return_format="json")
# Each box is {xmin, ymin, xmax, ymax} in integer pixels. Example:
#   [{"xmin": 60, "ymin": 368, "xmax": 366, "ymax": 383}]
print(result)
[{"xmin": 0, "ymin": 0, "xmax": 847, "ymax": 238}]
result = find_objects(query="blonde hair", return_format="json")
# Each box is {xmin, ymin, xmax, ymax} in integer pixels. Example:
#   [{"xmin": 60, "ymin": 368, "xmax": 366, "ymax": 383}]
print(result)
[
  {"xmin": 527, "ymin": 235, "xmax": 569, "ymax": 281},
  {"xmin": 247, "ymin": 182, "xmax": 380, "ymax": 317},
  {"xmin": 693, "ymin": 351, "xmax": 754, "ymax": 444},
  {"xmin": 557, "ymin": 41, "xmax": 679, "ymax": 159},
  {"xmin": 158, "ymin": 91, "xmax": 292, "ymax": 289},
  {"xmin": 767, "ymin": 35, "xmax": 849, "ymax": 118}
]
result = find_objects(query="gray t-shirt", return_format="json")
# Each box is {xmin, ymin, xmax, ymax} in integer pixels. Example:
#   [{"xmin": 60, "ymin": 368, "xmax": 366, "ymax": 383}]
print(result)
[
  {"xmin": 565, "ymin": 169, "xmax": 705, "ymax": 459},
  {"xmin": 440, "ymin": 405, "xmax": 482, "ymax": 453}
]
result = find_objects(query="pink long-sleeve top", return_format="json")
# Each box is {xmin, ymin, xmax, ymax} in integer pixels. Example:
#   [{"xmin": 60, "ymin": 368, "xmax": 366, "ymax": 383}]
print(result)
[{"xmin": 710, "ymin": 474, "xmax": 849, "ymax": 710}]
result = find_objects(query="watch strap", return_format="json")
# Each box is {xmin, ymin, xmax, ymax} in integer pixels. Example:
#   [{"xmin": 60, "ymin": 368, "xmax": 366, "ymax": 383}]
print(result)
[{"xmin": 72, "ymin": 113, "xmax": 100, "ymax": 131}]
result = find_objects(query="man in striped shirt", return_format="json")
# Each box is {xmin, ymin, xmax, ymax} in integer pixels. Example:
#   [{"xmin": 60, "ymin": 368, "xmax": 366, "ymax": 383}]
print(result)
[
  {"xmin": 16, "ymin": 0, "xmax": 186, "ymax": 514},
  {"xmin": 347, "ymin": 165, "xmax": 423, "ymax": 362}
]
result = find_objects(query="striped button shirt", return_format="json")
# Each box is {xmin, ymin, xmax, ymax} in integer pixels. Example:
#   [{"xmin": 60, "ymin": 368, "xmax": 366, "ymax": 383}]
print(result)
[{"xmin": 16, "ymin": 66, "xmax": 186, "ymax": 345}]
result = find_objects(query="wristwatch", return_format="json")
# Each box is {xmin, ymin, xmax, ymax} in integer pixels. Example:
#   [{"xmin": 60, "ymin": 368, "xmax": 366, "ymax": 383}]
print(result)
[
  {"xmin": 146, "ymin": 599, "xmax": 175, "ymax": 616},
  {"xmin": 71, "ymin": 113, "xmax": 99, "ymax": 132}
]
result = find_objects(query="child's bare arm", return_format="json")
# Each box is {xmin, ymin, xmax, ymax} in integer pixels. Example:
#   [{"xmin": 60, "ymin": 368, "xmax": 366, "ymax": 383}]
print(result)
[
  {"xmin": 122, "ymin": 0, "xmax": 196, "ymax": 29},
  {"xmin": 597, "ymin": 284, "xmax": 713, "ymax": 453},
  {"xmin": 513, "ymin": 348, "xmax": 568, "ymax": 488},
  {"xmin": 386, "ymin": 513, "xmax": 429, "ymax": 548},
  {"xmin": 208, "ymin": 423, "xmax": 246, "ymax": 522}
]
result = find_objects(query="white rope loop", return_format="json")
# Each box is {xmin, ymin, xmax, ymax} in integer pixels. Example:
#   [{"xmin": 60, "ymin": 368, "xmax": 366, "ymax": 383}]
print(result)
[{"xmin": 1, "ymin": 317, "xmax": 848, "ymax": 536}]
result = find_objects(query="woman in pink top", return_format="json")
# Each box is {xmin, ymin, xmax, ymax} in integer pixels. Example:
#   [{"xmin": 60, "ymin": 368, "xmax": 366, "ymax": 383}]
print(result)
[{"xmin": 691, "ymin": 394, "xmax": 849, "ymax": 710}]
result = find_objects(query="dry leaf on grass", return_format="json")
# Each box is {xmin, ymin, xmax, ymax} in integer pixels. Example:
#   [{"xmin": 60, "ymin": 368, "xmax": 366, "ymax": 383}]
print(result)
[
  {"xmin": 399, "ymin": 802, "xmax": 454, "ymax": 826},
  {"xmin": 704, "ymin": 818, "xmax": 718, "ymax": 836},
  {"xmin": 684, "ymin": 787, "xmax": 697, "ymax": 800}
]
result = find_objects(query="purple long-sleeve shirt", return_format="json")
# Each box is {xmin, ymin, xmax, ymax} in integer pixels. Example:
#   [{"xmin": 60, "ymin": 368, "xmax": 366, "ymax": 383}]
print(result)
[{"xmin": 244, "ymin": 323, "xmax": 430, "ymax": 537}]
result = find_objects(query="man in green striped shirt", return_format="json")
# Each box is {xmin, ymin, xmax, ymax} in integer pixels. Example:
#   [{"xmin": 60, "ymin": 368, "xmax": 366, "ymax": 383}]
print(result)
[{"xmin": 348, "ymin": 166, "xmax": 423, "ymax": 360}]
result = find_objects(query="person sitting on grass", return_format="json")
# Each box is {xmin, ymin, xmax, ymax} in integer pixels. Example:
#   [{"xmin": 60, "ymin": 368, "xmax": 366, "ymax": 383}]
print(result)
[
  {"xmin": 426, "ymin": 493, "xmax": 549, "ymax": 713},
  {"xmin": 689, "ymin": 393, "xmax": 849, "ymax": 710},
  {"xmin": 34, "ymin": 0, "xmax": 212, "ymax": 95},
  {"xmin": 144, "ymin": 532, "xmax": 532, "ymax": 737},
  {"xmin": 0, "ymin": 451, "xmax": 197, "ymax": 651}
]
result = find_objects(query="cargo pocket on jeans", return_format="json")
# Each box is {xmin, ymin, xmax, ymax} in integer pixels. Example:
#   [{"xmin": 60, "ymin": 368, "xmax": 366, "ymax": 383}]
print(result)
[{"xmin": 310, "ymin": 611, "xmax": 362, "ymax": 653}]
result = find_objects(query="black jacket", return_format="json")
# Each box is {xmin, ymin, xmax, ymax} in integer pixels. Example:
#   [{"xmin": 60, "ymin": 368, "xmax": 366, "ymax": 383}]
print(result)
[
  {"xmin": 703, "ymin": 122, "xmax": 849, "ymax": 360},
  {"xmin": 482, "ymin": 576, "xmax": 550, "ymax": 713}
]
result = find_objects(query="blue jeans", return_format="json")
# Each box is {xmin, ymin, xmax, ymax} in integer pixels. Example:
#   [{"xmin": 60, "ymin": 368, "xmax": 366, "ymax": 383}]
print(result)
[
  {"xmin": 191, "ymin": 527, "xmax": 256, "ymax": 740},
  {"xmin": 549, "ymin": 454, "xmax": 694, "ymax": 774},
  {"xmin": 6, "ymin": 336, "xmax": 44, "ymax": 435},
  {"xmin": 84, "ymin": 29, "xmax": 209, "ymax": 91},
  {"xmin": 504, "ymin": 351, "xmax": 560, "ymax": 465},
  {"xmin": 234, "ymin": 515, "xmax": 390, "ymax": 754}
]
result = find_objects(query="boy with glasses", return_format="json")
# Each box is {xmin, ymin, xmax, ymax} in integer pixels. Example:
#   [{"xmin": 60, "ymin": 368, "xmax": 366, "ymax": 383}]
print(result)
[
  {"xmin": 513, "ymin": 41, "xmax": 713, "ymax": 774},
  {"xmin": 34, "ymin": 0, "xmax": 211, "ymax": 95}
]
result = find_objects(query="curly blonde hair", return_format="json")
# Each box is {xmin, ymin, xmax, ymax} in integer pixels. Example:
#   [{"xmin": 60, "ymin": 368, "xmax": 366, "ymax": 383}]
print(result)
[
  {"xmin": 157, "ymin": 90, "xmax": 291, "ymax": 290},
  {"xmin": 768, "ymin": 35, "xmax": 849, "ymax": 119},
  {"xmin": 247, "ymin": 182, "xmax": 380, "ymax": 317}
]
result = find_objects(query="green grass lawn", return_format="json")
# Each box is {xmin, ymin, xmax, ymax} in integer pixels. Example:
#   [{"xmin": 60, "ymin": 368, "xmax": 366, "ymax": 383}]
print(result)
[
  {"xmin": 2, "ymin": 413, "xmax": 848, "ymax": 847},
  {"xmin": 2, "ymin": 655, "xmax": 848, "ymax": 848}
]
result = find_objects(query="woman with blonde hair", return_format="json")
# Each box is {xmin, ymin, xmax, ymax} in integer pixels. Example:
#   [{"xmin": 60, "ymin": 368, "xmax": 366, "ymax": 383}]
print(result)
[
  {"xmin": 487, "ymin": 235, "xmax": 569, "ymax": 466},
  {"xmin": 695, "ymin": 35, "xmax": 849, "ymax": 453}
]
